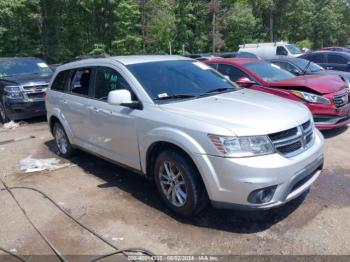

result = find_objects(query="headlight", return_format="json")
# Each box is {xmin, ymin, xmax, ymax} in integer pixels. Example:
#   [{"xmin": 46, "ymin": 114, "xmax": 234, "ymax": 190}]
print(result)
[
  {"xmin": 4, "ymin": 85, "xmax": 23, "ymax": 99},
  {"xmin": 208, "ymin": 134, "xmax": 275, "ymax": 157},
  {"xmin": 345, "ymin": 78, "xmax": 350, "ymax": 91},
  {"xmin": 292, "ymin": 90, "xmax": 330, "ymax": 104}
]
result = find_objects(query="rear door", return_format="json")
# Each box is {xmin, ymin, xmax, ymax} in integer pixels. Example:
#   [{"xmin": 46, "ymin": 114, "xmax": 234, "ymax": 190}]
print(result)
[
  {"xmin": 304, "ymin": 53, "xmax": 327, "ymax": 68},
  {"xmin": 61, "ymin": 67, "xmax": 94, "ymax": 145},
  {"xmin": 326, "ymin": 53, "xmax": 350, "ymax": 72}
]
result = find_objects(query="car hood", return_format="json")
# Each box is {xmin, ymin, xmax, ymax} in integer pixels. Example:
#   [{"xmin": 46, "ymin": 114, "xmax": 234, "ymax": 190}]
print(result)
[
  {"xmin": 270, "ymin": 74, "xmax": 345, "ymax": 94},
  {"xmin": 314, "ymin": 70, "xmax": 350, "ymax": 81},
  {"xmin": 160, "ymin": 89, "xmax": 311, "ymax": 136},
  {"xmin": 1, "ymin": 73, "xmax": 52, "ymax": 86}
]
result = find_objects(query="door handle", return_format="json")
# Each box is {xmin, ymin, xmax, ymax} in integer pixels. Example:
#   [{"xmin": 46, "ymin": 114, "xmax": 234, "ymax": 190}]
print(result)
[
  {"xmin": 86, "ymin": 106, "xmax": 99, "ymax": 112},
  {"xmin": 61, "ymin": 99, "xmax": 68, "ymax": 105}
]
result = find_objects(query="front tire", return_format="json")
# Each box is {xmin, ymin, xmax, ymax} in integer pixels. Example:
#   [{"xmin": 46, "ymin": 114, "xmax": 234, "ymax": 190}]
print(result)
[
  {"xmin": 154, "ymin": 149, "xmax": 208, "ymax": 217},
  {"xmin": 0, "ymin": 102, "xmax": 10, "ymax": 124},
  {"xmin": 53, "ymin": 122, "xmax": 73, "ymax": 157}
]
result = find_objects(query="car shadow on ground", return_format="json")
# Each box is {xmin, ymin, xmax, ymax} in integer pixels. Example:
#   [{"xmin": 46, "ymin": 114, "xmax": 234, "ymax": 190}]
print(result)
[
  {"xmin": 45, "ymin": 140, "xmax": 307, "ymax": 234},
  {"xmin": 322, "ymin": 126, "xmax": 348, "ymax": 139}
]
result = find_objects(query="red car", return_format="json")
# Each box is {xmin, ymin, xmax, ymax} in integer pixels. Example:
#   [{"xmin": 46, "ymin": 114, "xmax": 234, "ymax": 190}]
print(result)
[{"xmin": 204, "ymin": 58, "xmax": 350, "ymax": 130}]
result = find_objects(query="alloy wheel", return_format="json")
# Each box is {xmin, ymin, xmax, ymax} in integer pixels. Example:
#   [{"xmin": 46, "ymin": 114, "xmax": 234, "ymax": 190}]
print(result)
[
  {"xmin": 54, "ymin": 125, "xmax": 68, "ymax": 155},
  {"xmin": 159, "ymin": 161, "xmax": 188, "ymax": 207}
]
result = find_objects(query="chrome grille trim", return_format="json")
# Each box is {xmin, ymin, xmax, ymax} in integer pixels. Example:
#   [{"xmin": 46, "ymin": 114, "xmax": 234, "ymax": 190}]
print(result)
[
  {"xmin": 20, "ymin": 83, "xmax": 48, "ymax": 101},
  {"xmin": 268, "ymin": 120, "xmax": 314, "ymax": 158},
  {"xmin": 333, "ymin": 93, "xmax": 349, "ymax": 108}
]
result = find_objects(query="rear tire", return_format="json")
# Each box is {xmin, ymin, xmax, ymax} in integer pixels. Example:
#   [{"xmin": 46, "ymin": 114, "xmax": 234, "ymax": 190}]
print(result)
[
  {"xmin": 154, "ymin": 149, "xmax": 208, "ymax": 217},
  {"xmin": 0, "ymin": 102, "xmax": 10, "ymax": 124},
  {"xmin": 53, "ymin": 122, "xmax": 74, "ymax": 158}
]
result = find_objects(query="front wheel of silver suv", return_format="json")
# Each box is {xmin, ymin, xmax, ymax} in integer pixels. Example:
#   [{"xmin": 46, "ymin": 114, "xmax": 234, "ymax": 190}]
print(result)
[
  {"xmin": 154, "ymin": 149, "xmax": 208, "ymax": 217},
  {"xmin": 53, "ymin": 122, "xmax": 74, "ymax": 158}
]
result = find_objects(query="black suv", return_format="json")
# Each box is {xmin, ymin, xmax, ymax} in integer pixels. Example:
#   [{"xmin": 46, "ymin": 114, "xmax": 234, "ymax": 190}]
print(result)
[
  {"xmin": 300, "ymin": 51, "xmax": 350, "ymax": 72},
  {"xmin": 0, "ymin": 57, "xmax": 53, "ymax": 123}
]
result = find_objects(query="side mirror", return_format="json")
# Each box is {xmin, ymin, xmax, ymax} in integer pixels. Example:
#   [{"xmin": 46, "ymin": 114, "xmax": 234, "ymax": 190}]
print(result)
[
  {"xmin": 236, "ymin": 77, "xmax": 256, "ymax": 87},
  {"xmin": 107, "ymin": 89, "xmax": 142, "ymax": 109}
]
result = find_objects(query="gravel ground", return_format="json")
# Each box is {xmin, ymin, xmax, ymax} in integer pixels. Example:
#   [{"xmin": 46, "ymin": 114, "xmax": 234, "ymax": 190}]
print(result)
[{"xmin": 0, "ymin": 118, "xmax": 350, "ymax": 260}]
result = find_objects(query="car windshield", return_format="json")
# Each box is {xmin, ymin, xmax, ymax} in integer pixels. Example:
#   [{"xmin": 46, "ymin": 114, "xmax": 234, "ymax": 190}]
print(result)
[
  {"xmin": 127, "ymin": 60, "xmax": 238, "ymax": 102},
  {"xmin": 244, "ymin": 62, "xmax": 295, "ymax": 82},
  {"xmin": 294, "ymin": 59, "xmax": 324, "ymax": 73},
  {"xmin": 0, "ymin": 59, "xmax": 52, "ymax": 78},
  {"xmin": 286, "ymin": 44, "xmax": 302, "ymax": 55}
]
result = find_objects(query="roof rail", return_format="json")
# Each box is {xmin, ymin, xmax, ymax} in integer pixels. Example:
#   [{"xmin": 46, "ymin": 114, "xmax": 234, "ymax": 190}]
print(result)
[{"xmin": 66, "ymin": 54, "xmax": 110, "ymax": 63}]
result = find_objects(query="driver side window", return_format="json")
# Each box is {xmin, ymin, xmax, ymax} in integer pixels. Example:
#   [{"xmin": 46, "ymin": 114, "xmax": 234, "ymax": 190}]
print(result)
[{"xmin": 93, "ymin": 67, "xmax": 134, "ymax": 101}]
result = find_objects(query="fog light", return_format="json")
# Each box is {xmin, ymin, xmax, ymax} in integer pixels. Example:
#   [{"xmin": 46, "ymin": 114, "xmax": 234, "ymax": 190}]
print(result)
[{"xmin": 248, "ymin": 185, "xmax": 277, "ymax": 204}]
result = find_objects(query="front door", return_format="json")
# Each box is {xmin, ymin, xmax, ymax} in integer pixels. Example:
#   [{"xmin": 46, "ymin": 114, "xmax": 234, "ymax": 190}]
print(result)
[{"xmin": 88, "ymin": 66, "xmax": 141, "ymax": 170}]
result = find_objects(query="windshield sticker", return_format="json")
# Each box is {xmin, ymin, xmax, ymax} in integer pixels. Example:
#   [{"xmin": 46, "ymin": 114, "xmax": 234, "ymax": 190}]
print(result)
[
  {"xmin": 158, "ymin": 93, "xmax": 169, "ymax": 98},
  {"xmin": 37, "ymin": 62, "xmax": 49, "ymax": 68},
  {"xmin": 193, "ymin": 62, "xmax": 211, "ymax": 70}
]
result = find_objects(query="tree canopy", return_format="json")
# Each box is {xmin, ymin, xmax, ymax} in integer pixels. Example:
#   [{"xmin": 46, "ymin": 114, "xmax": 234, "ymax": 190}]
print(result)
[{"xmin": 0, "ymin": 0, "xmax": 349, "ymax": 63}]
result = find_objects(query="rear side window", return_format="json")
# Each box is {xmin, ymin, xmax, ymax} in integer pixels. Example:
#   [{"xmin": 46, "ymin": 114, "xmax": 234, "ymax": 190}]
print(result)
[
  {"xmin": 328, "ymin": 54, "xmax": 348, "ymax": 64},
  {"xmin": 306, "ymin": 53, "xmax": 325, "ymax": 63},
  {"xmin": 51, "ymin": 70, "xmax": 69, "ymax": 92},
  {"xmin": 217, "ymin": 64, "xmax": 249, "ymax": 82},
  {"xmin": 69, "ymin": 68, "xmax": 92, "ymax": 96},
  {"xmin": 93, "ymin": 67, "xmax": 134, "ymax": 101}
]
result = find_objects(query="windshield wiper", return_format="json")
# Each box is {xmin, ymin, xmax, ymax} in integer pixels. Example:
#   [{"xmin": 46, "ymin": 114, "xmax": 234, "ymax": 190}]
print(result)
[
  {"xmin": 204, "ymin": 87, "xmax": 235, "ymax": 94},
  {"xmin": 302, "ymin": 61, "xmax": 311, "ymax": 74},
  {"xmin": 154, "ymin": 94, "xmax": 197, "ymax": 101}
]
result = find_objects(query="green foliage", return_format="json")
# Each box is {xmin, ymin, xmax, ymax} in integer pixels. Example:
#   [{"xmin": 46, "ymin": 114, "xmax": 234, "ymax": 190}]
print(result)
[
  {"xmin": 223, "ymin": 1, "xmax": 258, "ymax": 51},
  {"xmin": 0, "ymin": 0, "xmax": 349, "ymax": 62}
]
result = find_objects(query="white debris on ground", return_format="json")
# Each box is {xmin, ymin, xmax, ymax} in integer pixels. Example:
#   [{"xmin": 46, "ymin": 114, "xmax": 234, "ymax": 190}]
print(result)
[
  {"xmin": 19, "ymin": 156, "xmax": 71, "ymax": 173},
  {"xmin": 112, "ymin": 237, "xmax": 124, "ymax": 241},
  {"xmin": 3, "ymin": 121, "xmax": 20, "ymax": 130},
  {"xmin": 2, "ymin": 120, "xmax": 27, "ymax": 130}
]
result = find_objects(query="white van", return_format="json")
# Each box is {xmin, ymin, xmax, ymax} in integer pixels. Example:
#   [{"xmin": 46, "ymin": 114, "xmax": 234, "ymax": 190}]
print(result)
[{"xmin": 239, "ymin": 42, "xmax": 302, "ymax": 59}]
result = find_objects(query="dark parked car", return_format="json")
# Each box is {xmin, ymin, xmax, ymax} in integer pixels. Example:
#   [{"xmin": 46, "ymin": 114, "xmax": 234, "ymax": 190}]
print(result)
[
  {"xmin": 0, "ymin": 57, "xmax": 53, "ymax": 123},
  {"xmin": 320, "ymin": 47, "xmax": 350, "ymax": 52},
  {"xmin": 267, "ymin": 57, "xmax": 350, "ymax": 88},
  {"xmin": 300, "ymin": 51, "xmax": 350, "ymax": 72}
]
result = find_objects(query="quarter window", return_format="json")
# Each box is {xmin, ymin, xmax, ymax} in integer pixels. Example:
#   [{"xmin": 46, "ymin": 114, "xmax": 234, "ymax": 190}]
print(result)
[
  {"xmin": 70, "ymin": 68, "xmax": 92, "ymax": 96},
  {"xmin": 51, "ymin": 70, "xmax": 69, "ymax": 92},
  {"xmin": 93, "ymin": 67, "xmax": 133, "ymax": 101}
]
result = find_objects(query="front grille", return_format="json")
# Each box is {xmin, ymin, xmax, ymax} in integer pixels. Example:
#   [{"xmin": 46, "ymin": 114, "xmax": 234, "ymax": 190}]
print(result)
[
  {"xmin": 302, "ymin": 120, "xmax": 311, "ymax": 130},
  {"xmin": 278, "ymin": 141, "xmax": 302, "ymax": 154},
  {"xmin": 23, "ymin": 84, "xmax": 48, "ymax": 90},
  {"xmin": 333, "ymin": 93, "xmax": 349, "ymax": 108},
  {"xmin": 27, "ymin": 92, "xmax": 45, "ymax": 99},
  {"xmin": 269, "ymin": 127, "xmax": 298, "ymax": 141},
  {"xmin": 291, "ymin": 174, "xmax": 313, "ymax": 192},
  {"xmin": 268, "ymin": 120, "xmax": 314, "ymax": 157}
]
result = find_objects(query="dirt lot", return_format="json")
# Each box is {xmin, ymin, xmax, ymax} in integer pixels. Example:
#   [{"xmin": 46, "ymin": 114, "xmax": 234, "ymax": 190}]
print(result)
[{"xmin": 1, "ymin": 118, "xmax": 350, "ymax": 259}]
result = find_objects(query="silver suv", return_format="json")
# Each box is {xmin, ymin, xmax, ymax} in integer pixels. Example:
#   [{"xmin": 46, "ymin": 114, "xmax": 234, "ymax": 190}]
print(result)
[{"xmin": 46, "ymin": 56, "xmax": 324, "ymax": 216}]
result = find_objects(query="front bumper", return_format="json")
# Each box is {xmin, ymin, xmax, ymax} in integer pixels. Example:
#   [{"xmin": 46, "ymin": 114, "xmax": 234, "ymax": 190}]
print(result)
[
  {"xmin": 314, "ymin": 113, "xmax": 350, "ymax": 130},
  {"xmin": 193, "ymin": 129, "xmax": 324, "ymax": 210},
  {"xmin": 310, "ymin": 97, "xmax": 350, "ymax": 130},
  {"xmin": 4, "ymin": 99, "xmax": 46, "ymax": 120}
]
